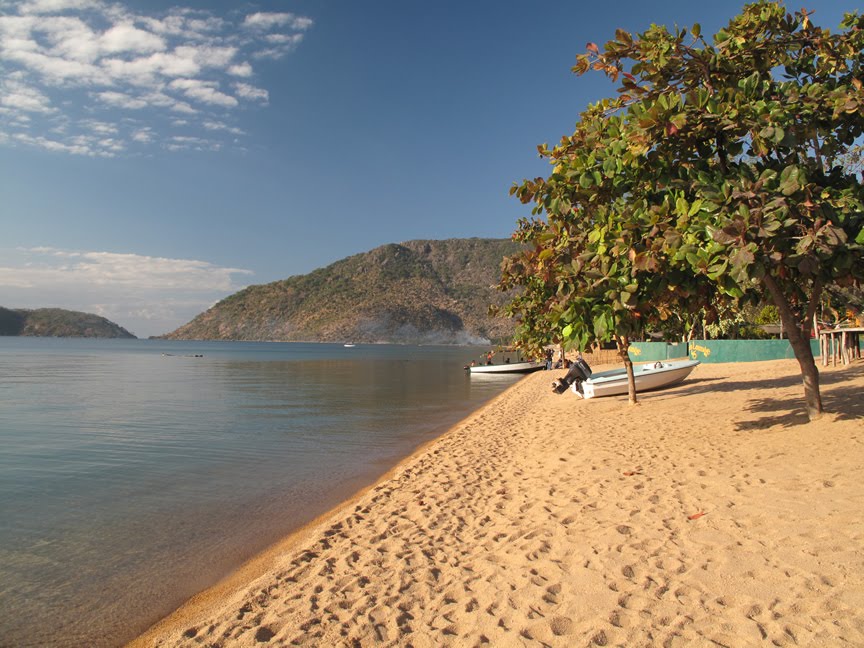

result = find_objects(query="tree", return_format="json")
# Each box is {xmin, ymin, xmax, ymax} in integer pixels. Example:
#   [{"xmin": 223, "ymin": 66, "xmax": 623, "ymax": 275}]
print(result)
[
  {"xmin": 504, "ymin": 2, "xmax": 864, "ymax": 419},
  {"xmin": 502, "ymin": 160, "xmax": 721, "ymax": 403}
]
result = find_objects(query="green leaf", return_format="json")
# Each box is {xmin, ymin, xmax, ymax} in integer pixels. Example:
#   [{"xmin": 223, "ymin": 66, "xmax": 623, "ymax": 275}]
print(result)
[
  {"xmin": 762, "ymin": 218, "xmax": 782, "ymax": 233},
  {"xmin": 772, "ymin": 126, "xmax": 785, "ymax": 145},
  {"xmin": 706, "ymin": 259, "xmax": 728, "ymax": 280}
]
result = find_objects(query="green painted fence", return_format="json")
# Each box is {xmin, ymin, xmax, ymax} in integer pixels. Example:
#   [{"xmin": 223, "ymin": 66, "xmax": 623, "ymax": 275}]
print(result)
[
  {"xmin": 687, "ymin": 339, "xmax": 821, "ymax": 363},
  {"xmin": 628, "ymin": 342, "xmax": 688, "ymax": 362},
  {"xmin": 630, "ymin": 339, "xmax": 821, "ymax": 363}
]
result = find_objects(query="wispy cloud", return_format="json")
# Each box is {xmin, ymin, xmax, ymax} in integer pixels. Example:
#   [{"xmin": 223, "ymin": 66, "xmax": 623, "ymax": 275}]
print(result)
[
  {"xmin": 233, "ymin": 82, "xmax": 268, "ymax": 104},
  {"xmin": 0, "ymin": 246, "xmax": 253, "ymax": 337},
  {"xmin": 0, "ymin": 1, "xmax": 313, "ymax": 156},
  {"xmin": 242, "ymin": 12, "xmax": 312, "ymax": 32}
]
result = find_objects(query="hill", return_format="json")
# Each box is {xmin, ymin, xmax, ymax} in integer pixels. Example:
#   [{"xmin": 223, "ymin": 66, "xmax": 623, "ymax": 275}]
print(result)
[
  {"xmin": 161, "ymin": 238, "xmax": 520, "ymax": 344},
  {"xmin": 0, "ymin": 307, "xmax": 137, "ymax": 338}
]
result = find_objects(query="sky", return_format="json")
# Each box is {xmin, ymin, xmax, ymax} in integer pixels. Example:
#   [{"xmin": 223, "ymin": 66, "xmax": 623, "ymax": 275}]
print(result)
[{"xmin": 1, "ymin": 0, "xmax": 859, "ymax": 337}]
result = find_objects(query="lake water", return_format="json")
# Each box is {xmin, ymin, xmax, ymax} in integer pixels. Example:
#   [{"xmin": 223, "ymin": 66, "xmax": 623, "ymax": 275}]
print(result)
[{"xmin": 0, "ymin": 338, "xmax": 521, "ymax": 647}]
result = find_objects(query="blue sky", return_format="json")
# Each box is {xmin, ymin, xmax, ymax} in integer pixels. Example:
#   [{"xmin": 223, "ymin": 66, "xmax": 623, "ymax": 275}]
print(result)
[{"xmin": 1, "ymin": 0, "xmax": 859, "ymax": 337}]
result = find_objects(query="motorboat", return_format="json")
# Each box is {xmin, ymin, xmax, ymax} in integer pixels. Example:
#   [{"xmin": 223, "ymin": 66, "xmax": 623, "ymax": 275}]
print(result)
[
  {"xmin": 343, "ymin": 343, "xmax": 356, "ymax": 348},
  {"xmin": 465, "ymin": 348, "xmax": 545, "ymax": 374},
  {"xmin": 554, "ymin": 359, "xmax": 699, "ymax": 398},
  {"xmin": 467, "ymin": 360, "xmax": 544, "ymax": 374}
]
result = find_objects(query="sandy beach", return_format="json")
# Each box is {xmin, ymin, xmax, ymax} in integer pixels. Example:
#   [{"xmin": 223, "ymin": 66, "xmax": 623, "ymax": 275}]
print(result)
[{"xmin": 129, "ymin": 358, "xmax": 864, "ymax": 647}]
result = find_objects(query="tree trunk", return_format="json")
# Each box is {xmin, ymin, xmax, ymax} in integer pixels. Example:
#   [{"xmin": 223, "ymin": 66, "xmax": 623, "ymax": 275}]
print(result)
[
  {"xmin": 762, "ymin": 274, "xmax": 823, "ymax": 421},
  {"xmin": 617, "ymin": 334, "xmax": 637, "ymax": 405}
]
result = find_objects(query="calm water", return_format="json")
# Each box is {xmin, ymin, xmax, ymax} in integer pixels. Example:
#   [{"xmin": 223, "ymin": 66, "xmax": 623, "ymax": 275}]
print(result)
[{"xmin": 0, "ymin": 338, "xmax": 520, "ymax": 647}]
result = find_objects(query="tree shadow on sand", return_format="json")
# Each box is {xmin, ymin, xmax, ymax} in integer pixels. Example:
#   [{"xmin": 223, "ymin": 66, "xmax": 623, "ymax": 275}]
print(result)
[{"xmin": 663, "ymin": 362, "xmax": 864, "ymax": 430}]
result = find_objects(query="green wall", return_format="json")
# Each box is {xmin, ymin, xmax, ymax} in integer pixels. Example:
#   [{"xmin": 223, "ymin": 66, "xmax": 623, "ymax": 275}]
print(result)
[
  {"xmin": 687, "ymin": 339, "xmax": 821, "ymax": 363},
  {"xmin": 630, "ymin": 339, "xmax": 822, "ymax": 363},
  {"xmin": 628, "ymin": 341, "xmax": 689, "ymax": 362}
]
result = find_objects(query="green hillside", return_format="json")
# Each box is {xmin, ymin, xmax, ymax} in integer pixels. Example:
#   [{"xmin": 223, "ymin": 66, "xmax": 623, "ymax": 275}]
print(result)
[
  {"xmin": 162, "ymin": 238, "xmax": 520, "ymax": 344},
  {"xmin": 0, "ymin": 307, "xmax": 136, "ymax": 338}
]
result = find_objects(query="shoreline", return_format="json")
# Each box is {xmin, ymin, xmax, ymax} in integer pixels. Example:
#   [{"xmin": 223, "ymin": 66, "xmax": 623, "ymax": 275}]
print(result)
[
  {"xmin": 128, "ymin": 368, "xmax": 526, "ymax": 647},
  {"xmin": 129, "ymin": 359, "xmax": 864, "ymax": 647},
  {"xmin": 123, "ymin": 374, "xmax": 513, "ymax": 648}
]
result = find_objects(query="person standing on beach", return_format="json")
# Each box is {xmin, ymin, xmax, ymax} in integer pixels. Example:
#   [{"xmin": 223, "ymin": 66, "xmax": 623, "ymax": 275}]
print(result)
[{"xmin": 554, "ymin": 349, "xmax": 565, "ymax": 369}]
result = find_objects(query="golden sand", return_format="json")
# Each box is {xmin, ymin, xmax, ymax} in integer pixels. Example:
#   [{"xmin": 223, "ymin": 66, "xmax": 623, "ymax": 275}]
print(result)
[{"xmin": 129, "ymin": 359, "xmax": 864, "ymax": 647}]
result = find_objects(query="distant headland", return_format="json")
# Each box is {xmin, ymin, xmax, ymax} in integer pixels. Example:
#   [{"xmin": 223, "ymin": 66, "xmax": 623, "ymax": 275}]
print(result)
[{"xmin": 0, "ymin": 307, "xmax": 136, "ymax": 338}]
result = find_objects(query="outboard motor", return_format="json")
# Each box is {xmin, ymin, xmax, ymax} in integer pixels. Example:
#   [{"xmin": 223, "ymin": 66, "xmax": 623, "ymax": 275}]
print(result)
[{"xmin": 552, "ymin": 357, "xmax": 592, "ymax": 394}]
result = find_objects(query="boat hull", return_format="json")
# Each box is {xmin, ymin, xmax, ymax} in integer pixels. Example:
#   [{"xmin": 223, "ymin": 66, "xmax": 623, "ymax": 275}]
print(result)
[
  {"xmin": 577, "ymin": 360, "xmax": 699, "ymax": 398},
  {"xmin": 468, "ymin": 361, "xmax": 544, "ymax": 375}
]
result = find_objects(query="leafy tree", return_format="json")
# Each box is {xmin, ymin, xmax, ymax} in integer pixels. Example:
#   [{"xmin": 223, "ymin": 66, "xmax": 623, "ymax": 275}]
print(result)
[
  {"xmin": 501, "ymin": 195, "xmax": 713, "ymax": 403},
  {"xmin": 504, "ymin": 2, "xmax": 864, "ymax": 419}
]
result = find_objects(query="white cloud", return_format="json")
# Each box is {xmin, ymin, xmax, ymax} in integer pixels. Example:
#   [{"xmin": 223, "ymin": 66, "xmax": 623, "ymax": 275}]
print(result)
[
  {"xmin": 100, "ymin": 51, "xmax": 201, "ymax": 85},
  {"xmin": 242, "ymin": 12, "xmax": 308, "ymax": 31},
  {"xmin": 140, "ymin": 10, "xmax": 225, "ymax": 39},
  {"xmin": 250, "ymin": 36, "xmax": 305, "ymax": 60},
  {"xmin": 233, "ymin": 82, "xmax": 268, "ymax": 104},
  {"xmin": 9, "ymin": 129, "xmax": 125, "ymax": 156},
  {"xmin": 0, "ymin": 246, "xmax": 254, "ymax": 337},
  {"xmin": 1, "ymin": 78, "xmax": 55, "ymax": 113},
  {"xmin": 100, "ymin": 23, "xmax": 166, "ymax": 55},
  {"xmin": 131, "ymin": 127, "xmax": 153, "ymax": 142},
  {"xmin": 12, "ymin": 131, "xmax": 95, "ymax": 155},
  {"xmin": 242, "ymin": 12, "xmax": 311, "ymax": 58},
  {"xmin": 5, "ymin": 47, "xmax": 109, "ymax": 84},
  {"xmin": 202, "ymin": 119, "xmax": 244, "ymax": 135},
  {"xmin": 265, "ymin": 33, "xmax": 297, "ymax": 45},
  {"xmin": 169, "ymin": 78, "xmax": 237, "ymax": 108},
  {"xmin": 16, "ymin": 0, "xmax": 102, "ymax": 14},
  {"xmin": 80, "ymin": 119, "xmax": 116, "ymax": 134},
  {"xmin": 0, "ymin": 1, "xmax": 313, "ymax": 156},
  {"xmin": 227, "ymin": 62, "xmax": 253, "ymax": 77},
  {"xmin": 45, "ymin": 249, "xmax": 251, "ymax": 289},
  {"xmin": 95, "ymin": 90, "xmax": 148, "ymax": 109},
  {"xmin": 169, "ymin": 100, "xmax": 196, "ymax": 114},
  {"xmin": 181, "ymin": 44, "xmax": 237, "ymax": 68},
  {"xmin": 163, "ymin": 134, "xmax": 221, "ymax": 151}
]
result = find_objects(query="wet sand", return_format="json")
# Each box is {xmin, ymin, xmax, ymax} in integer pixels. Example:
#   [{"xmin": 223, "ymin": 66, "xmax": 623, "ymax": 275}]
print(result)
[{"xmin": 129, "ymin": 359, "xmax": 864, "ymax": 647}]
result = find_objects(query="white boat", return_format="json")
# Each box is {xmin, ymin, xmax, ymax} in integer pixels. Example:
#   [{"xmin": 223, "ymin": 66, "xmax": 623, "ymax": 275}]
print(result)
[
  {"xmin": 343, "ymin": 343, "xmax": 356, "ymax": 348},
  {"xmin": 468, "ymin": 360, "xmax": 544, "ymax": 375},
  {"xmin": 466, "ymin": 348, "xmax": 545, "ymax": 374},
  {"xmin": 574, "ymin": 359, "xmax": 699, "ymax": 398}
]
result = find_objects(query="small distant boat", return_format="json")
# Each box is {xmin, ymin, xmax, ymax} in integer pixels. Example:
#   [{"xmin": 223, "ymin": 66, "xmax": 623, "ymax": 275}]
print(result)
[
  {"xmin": 566, "ymin": 359, "xmax": 699, "ymax": 398},
  {"xmin": 343, "ymin": 343, "xmax": 356, "ymax": 348}
]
